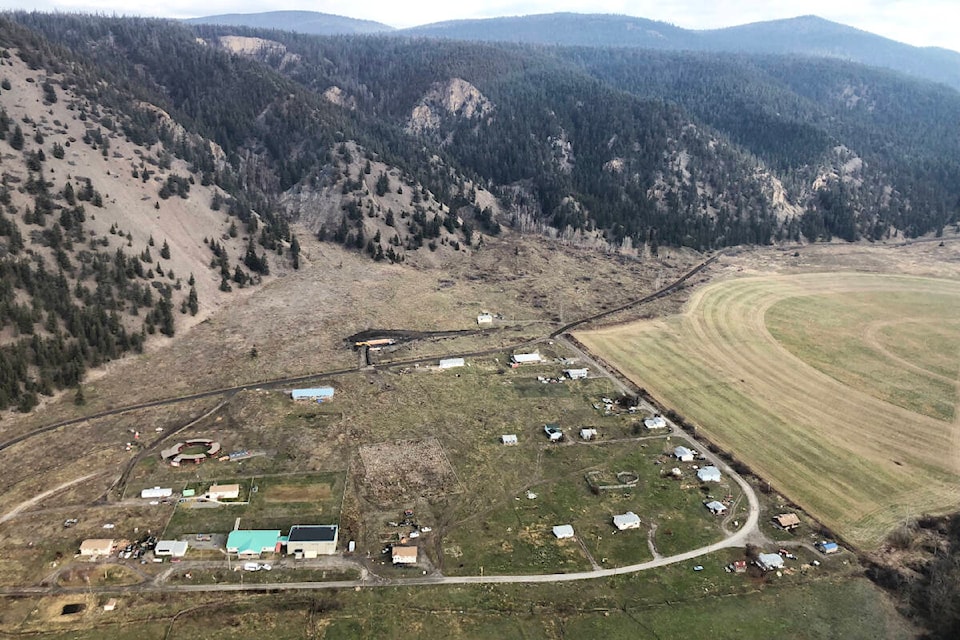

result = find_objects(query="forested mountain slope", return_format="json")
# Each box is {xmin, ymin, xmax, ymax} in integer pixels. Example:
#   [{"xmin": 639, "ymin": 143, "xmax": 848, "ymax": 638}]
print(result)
[{"xmin": 184, "ymin": 10, "xmax": 393, "ymax": 36}]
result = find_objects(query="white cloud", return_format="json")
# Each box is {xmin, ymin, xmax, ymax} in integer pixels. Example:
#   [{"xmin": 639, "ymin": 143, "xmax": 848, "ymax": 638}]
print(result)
[{"xmin": 0, "ymin": 0, "xmax": 956, "ymax": 51}]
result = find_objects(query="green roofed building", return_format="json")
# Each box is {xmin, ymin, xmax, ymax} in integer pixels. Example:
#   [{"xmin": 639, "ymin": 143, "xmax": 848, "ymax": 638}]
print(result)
[{"xmin": 226, "ymin": 530, "xmax": 281, "ymax": 557}]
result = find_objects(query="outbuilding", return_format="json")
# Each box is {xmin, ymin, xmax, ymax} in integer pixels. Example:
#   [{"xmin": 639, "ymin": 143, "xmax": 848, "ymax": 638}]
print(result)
[
  {"xmin": 226, "ymin": 530, "xmax": 281, "ymax": 557},
  {"xmin": 500, "ymin": 434, "xmax": 518, "ymax": 445},
  {"xmin": 644, "ymin": 415, "xmax": 667, "ymax": 429},
  {"xmin": 563, "ymin": 368, "xmax": 589, "ymax": 380},
  {"xmin": 79, "ymin": 539, "xmax": 115, "ymax": 557},
  {"xmin": 757, "ymin": 553, "xmax": 785, "ymax": 571},
  {"xmin": 705, "ymin": 500, "xmax": 727, "ymax": 515},
  {"xmin": 140, "ymin": 487, "xmax": 173, "ymax": 499},
  {"xmin": 291, "ymin": 387, "xmax": 335, "ymax": 402},
  {"xmin": 697, "ymin": 466, "xmax": 722, "ymax": 483},
  {"xmin": 612, "ymin": 512, "xmax": 641, "ymax": 531},
  {"xmin": 103, "ymin": 599, "xmax": 118, "ymax": 612},
  {"xmin": 286, "ymin": 525, "xmax": 339, "ymax": 558},
  {"xmin": 511, "ymin": 352, "xmax": 542, "ymax": 365},
  {"xmin": 773, "ymin": 513, "xmax": 801, "ymax": 530},
  {"xmin": 552, "ymin": 525, "xmax": 575, "ymax": 539},
  {"xmin": 477, "ymin": 313, "xmax": 494, "ymax": 326},
  {"xmin": 544, "ymin": 424, "xmax": 563, "ymax": 441},
  {"xmin": 392, "ymin": 545, "xmax": 418, "ymax": 564},
  {"xmin": 154, "ymin": 540, "xmax": 189, "ymax": 557},
  {"xmin": 438, "ymin": 357, "xmax": 465, "ymax": 370},
  {"xmin": 674, "ymin": 446, "xmax": 694, "ymax": 462},
  {"xmin": 579, "ymin": 428, "xmax": 598, "ymax": 441},
  {"xmin": 816, "ymin": 540, "xmax": 840, "ymax": 554}
]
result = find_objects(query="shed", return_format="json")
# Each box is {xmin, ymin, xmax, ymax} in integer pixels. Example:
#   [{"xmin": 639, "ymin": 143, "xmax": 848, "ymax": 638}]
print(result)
[
  {"xmin": 79, "ymin": 539, "xmax": 114, "ymax": 557},
  {"xmin": 773, "ymin": 513, "xmax": 801, "ymax": 530},
  {"xmin": 612, "ymin": 512, "xmax": 641, "ymax": 531},
  {"xmin": 697, "ymin": 466, "xmax": 722, "ymax": 483},
  {"xmin": 438, "ymin": 357, "xmax": 465, "ymax": 370},
  {"xmin": 500, "ymin": 434, "xmax": 518, "ymax": 445},
  {"xmin": 291, "ymin": 387, "xmax": 335, "ymax": 402},
  {"xmin": 579, "ymin": 428, "xmax": 598, "ymax": 441},
  {"xmin": 154, "ymin": 540, "xmax": 189, "ymax": 557},
  {"xmin": 563, "ymin": 368, "xmax": 589, "ymax": 380},
  {"xmin": 140, "ymin": 487, "xmax": 173, "ymax": 499},
  {"xmin": 544, "ymin": 424, "xmax": 563, "ymax": 441},
  {"xmin": 392, "ymin": 545, "xmax": 418, "ymax": 564},
  {"xmin": 757, "ymin": 553, "xmax": 785, "ymax": 571},
  {"xmin": 644, "ymin": 416, "xmax": 668, "ymax": 429},
  {"xmin": 674, "ymin": 446, "xmax": 694, "ymax": 462},
  {"xmin": 511, "ymin": 352, "xmax": 542, "ymax": 365},
  {"xmin": 705, "ymin": 500, "xmax": 727, "ymax": 515},
  {"xmin": 553, "ymin": 524, "xmax": 575, "ymax": 539},
  {"xmin": 103, "ymin": 598, "xmax": 118, "ymax": 612},
  {"xmin": 477, "ymin": 313, "xmax": 493, "ymax": 325},
  {"xmin": 817, "ymin": 541, "xmax": 840, "ymax": 554},
  {"xmin": 182, "ymin": 488, "xmax": 196, "ymax": 497},
  {"xmin": 206, "ymin": 484, "xmax": 240, "ymax": 501},
  {"xmin": 226, "ymin": 530, "xmax": 281, "ymax": 557},
  {"xmin": 286, "ymin": 525, "xmax": 338, "ymax": 558}
]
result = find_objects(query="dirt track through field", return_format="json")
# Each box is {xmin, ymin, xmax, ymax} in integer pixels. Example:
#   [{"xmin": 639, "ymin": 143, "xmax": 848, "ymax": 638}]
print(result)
[{"xmin": 577, "ymin": 273, "xmax": 960, "ymax": 548}]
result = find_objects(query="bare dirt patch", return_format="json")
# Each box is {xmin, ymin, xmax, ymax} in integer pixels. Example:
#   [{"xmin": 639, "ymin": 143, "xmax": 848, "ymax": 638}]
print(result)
[{"xmin": 358, "ymin": 438, "xmax": 460, "ymax": 504}]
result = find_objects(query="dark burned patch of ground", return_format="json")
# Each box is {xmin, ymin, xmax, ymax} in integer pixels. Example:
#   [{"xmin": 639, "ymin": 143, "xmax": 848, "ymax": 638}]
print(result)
[{"xmin": 346, "ymin": 328, "xmax": 483, "ymax": 347}]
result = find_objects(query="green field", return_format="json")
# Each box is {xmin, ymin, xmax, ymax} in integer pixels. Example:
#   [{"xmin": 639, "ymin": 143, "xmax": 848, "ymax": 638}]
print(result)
[{"xmin": 577, "ymin": 273, "xmax": 960, "ymax": 548}]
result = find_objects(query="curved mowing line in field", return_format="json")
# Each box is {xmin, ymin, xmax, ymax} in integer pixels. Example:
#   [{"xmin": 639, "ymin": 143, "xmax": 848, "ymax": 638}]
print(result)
[{"xmin": 577, "ymin": 273, "xmax": 960, "ymax": 548}]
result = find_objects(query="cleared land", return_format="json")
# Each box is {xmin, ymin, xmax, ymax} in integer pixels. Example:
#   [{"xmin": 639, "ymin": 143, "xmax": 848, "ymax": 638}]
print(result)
[{"xmin": 577, "ymin": 272, "xmax": 960, "ymax": 548}]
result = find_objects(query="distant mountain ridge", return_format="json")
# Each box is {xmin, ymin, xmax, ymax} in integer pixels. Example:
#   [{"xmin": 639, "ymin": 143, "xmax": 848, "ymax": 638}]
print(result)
[{"xmin": 184, "ymin": 10, "xmax": 393, "ymax": 35}]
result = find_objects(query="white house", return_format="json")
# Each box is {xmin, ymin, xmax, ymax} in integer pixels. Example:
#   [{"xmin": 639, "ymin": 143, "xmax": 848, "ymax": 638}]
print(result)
[
  {"xmin": 644, "ymin": 415, "xmax": 667, "ymax": 429},
  {"xmin": 140, "ymin": 487, "xmax": 172, "ymax": 499},
  {"xmin": 552, "ymin": 524, "xmax": 575, "ymax": 539},
  {"xmin": 500, "ymin": 434, "xmax": 518, "ymax": 445},
  {"xmin": 79, "ymin": 539, "xmax": 114, "ymax": 557},
  {"xmin": 757, "ymin": 553, "xmax": 785, "ymax": 571},
  {"xmin": 154, "ymin": 540, "xmax": 188, "ymax": 557},
  {"xmin": 392, "ymin": 546, "xmax": 418, "ymax": 564},
  {"xmin": 563, "ymin": 368, "xmax": 589, "ymax": 380},
  {"xmin": 579, "ymin": 428, "xmax": 598, "ymax": 440},
  {"xmin": 705, "ymin": 500, "xmax": 727, "ymax": 515},
  {"xmin": 206, "ymin": 484, "xmax": 240, "ymax": 501},
  {"xmin": 511, "ymin": 352, "xmax": 542, "ymax": 365},
  {"xmin": 477, "ymin": 313, "xmax": 493, "ymax": 326},
  {"xmin": 612, "ymin": 512, "xmax": 641, "ymax": 531},
  {"xmin": 697, "ymin": 466, "xmax": 722, "ymax": 483},
  {"xmin": 674, "ymin": 446, "xmax": 694, "ymax": 462},
  {"xmin": 438, "ymin": 357, "xmax": 465, "ymax": 369}
]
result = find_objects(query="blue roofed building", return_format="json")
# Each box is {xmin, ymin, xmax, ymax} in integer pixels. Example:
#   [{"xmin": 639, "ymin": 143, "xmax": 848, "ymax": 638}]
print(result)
[{"xmin": 291, "ymin": 387, "xmax": 335, "ymax": 402}]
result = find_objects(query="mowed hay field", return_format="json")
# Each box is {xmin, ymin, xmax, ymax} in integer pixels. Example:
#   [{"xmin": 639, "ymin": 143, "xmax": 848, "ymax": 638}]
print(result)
[{"xmin": 577, "ymin": 272, "xmax": 960, "ymax": 548}]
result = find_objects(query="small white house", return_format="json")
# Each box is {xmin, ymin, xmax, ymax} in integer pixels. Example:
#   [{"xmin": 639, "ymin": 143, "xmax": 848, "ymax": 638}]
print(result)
[
  {"xmin": 674, "ymin": 446, "xmax": 694, "ymax": 462},
  {"xmin": 612, "ymin": 512, "xmax": 641, "ymax": 531},
  {"xmin": 644, "ymin": 415, "xmax": 667, "ymax": 429},
  {"xmin": 140, "ymin": 487, "xmax": 173, "ymax": 499},
  {"xmin": 552, "ymin": 525, "xmax": 575, "ymax": 539},
  {"xmin": 154, "ymin": 540, "xmax": 189, "ymax": 557},
  {"xmin": 438, "ymin": 357, "xmax": 465, "ymax": 369},
  {"xmin": 501, "ymin": 434, "xmax": 518, "ymax": 445},
  {"xmin": 392, "ymin": 545, "xmax": 418, "ymax": 564},
  {"xmin": 579, "ymin": 428, "xmax": 598, "ymax": 440},
  {"xmin": 757, "ymin": 553, "xmax": 785, "ymax": 571},
  {"xmin": 697, "ymin": 466, "xmax": 722, "ymax": 483},
  {"xmin": 705, "ymin": 500, "xmax": 727, "ymax": 515},
  {"xmin": 477, "ymin": 313, "xmax": 493, "ymax": 326},
  {"xmin": 563, "ymin": 368, "xmax": 589, "ymax": 380},
  {"xmin": 511, "ymin": 352, "xmax": 542, "ymax": 365}
]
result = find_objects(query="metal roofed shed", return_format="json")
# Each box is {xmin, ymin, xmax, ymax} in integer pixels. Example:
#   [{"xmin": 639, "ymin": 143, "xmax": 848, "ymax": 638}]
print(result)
[
  {"xmin": 563, "ymin": 368, "xmax": 588, "ymax": 380},
  {"xmin": 154, "ymin": 540, "xmax": 188, "ymax": 557},
  {"xmin": 697, "ymin": 466, "xmax": 722, "ymax": 483},
  {"xmin": 500, "ymin": 434, "xmax": 518, "ymax": 445},
  {"xmin": 579, "ymin": 428, "xmax": 598, "ymax": 440},
  {"xmin": 226, "ymin": 530, "xmax": 282, "ymax": 557},
  {"xmin": 544, "ymin": 424, "xmax": 563, "ymax": 441},
  {"xmin": 140, "ymin": 487, "xmax": 172, "ymax": 499},
  {"xmin": 552, "ymin": 524, "xmax": 575, "ymax": 539},
  {"xmin": 705, "ymin": 500, "xmax": 727, "ymax": 515},
  {"xmin": 674, "ymin": 446, "xmax": 694, "ymax": 462},
  {"xmin": 612, "ymin": 512, "xmax": 641, "ymax": 531},
  {"xmin": 477, "ymin": 313, "xmax": 493, "ymax": 325},
  {"xmin": 757, "ymin": 553, "xmax": 785, "ymax": 571},
  {"xmin": 438, "ymin": 357, "xmax": 465, "ymax": 369},
  {"xmin": 817, "ymin": 540, "xmax": 840, "ymax": 554},
  {"xmin": 644, "ymin": 415, "xmax": 667, "ymax": 429},
  {"xmin": 511, "ymin": 352, "xmax": 542, "ymax": 365},
  {"xmin": 286, "ymin": 525, "xmax": 338, "ymax": 558},
  {"xmin": 291, "ymin": 387, "xmax": 335, "ymax": 402}
]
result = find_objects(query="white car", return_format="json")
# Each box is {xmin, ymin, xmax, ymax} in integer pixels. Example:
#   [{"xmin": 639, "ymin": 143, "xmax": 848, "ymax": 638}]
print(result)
[{"xmin": 243, "ymin": 562, "xmax": 261, "ymax": 571}]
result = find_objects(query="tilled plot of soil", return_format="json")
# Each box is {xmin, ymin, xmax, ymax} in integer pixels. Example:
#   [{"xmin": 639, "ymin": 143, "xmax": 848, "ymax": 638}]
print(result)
[{"xmin": 358, "ymin": 438, "xmax": 459, "ymax": 503}]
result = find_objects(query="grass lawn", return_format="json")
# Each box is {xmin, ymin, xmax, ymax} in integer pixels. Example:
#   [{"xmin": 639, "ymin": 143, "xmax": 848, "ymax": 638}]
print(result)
[{"xmin": 577, "ymin": 273, "xmax": 960, "ymax": 548}]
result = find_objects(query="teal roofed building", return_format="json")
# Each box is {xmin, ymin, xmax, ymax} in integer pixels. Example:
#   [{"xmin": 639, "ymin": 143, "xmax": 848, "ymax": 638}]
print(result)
[{"xmin": 226, "ymin": 530, "xmax": 281, "ymax": 557}]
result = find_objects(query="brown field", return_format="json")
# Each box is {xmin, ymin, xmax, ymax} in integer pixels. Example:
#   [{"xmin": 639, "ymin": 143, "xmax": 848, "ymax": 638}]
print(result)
[
  {"xmin": 264, "ymin": 483, "xmax": 333, "ymax": 503},
  {"xmin": 358, "ymin": 438, "xmax": 461, "ymax": 504},
  {"xmin": 578, "ymin": 269, "xmax": 960, "ymax": 548}
]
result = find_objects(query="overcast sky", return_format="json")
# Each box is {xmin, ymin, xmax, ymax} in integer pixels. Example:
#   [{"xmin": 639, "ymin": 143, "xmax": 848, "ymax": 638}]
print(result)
[{"xmin": 3, "ymin": 0, "xmax": 958, "ymax": 53}]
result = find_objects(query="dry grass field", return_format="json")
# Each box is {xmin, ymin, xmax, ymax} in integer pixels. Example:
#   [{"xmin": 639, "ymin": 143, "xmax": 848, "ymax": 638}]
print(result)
[{"xmin": 578, "ymin": 271, "xmax": 960, "ymax": 548}]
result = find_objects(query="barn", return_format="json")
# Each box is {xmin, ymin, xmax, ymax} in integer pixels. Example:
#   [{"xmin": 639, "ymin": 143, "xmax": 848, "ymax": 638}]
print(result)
[{"xmin": 286, "ymin": 525, "xmax": 339, "ymax": 558}]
